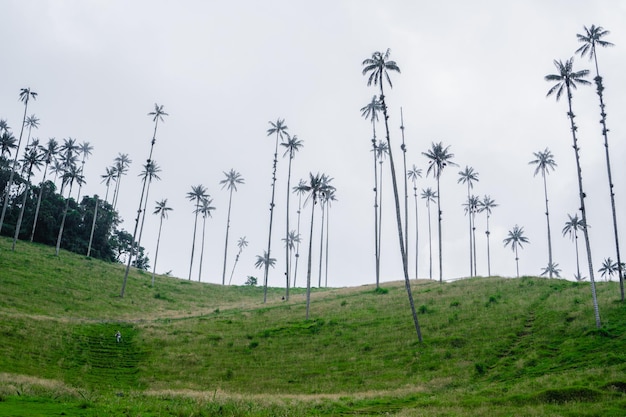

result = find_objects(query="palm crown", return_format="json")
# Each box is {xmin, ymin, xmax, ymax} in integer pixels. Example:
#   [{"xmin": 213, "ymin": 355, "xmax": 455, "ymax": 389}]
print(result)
[
  {"xmin": 361, "ymin": 49, "xmax": 401, "ymax": 89},
  {"xmin": 545, "ymin": 58, "xmax": 590, "ymax": 101}
]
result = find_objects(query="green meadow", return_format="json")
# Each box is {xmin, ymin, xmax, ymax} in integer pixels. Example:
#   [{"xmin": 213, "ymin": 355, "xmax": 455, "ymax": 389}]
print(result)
[{"xmin": 0, "ymin": 236, "xmax": 625, "ymax": 416}]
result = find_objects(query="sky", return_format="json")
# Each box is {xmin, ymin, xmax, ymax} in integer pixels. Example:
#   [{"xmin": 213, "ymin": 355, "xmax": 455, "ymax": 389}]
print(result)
[{"xmin": 2, "ymin": 1, "xmax": 626, "ymax": 290}]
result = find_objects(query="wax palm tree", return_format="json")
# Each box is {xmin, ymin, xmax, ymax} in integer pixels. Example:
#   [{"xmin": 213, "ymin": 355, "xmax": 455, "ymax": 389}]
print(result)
[
  {"xmin": 301, "ymin": 173, "xmax": 335, "ymax": 319},
  {"xmin": 399, "ymin": 108, "xmax": 410, "ymax": 259},
  {"xmin": 255, "ymin": 251, "xmax": 276, "ymax": 277},
  {"xmin": 541, "ymin": 262, "xmax": 562, "ymax": 278},
  {"xmin": 458, "ymin": 166, "xmax": 479, "ymax": 276},
  {"xmin": 421, "ymin": 187, "xmax": 437, "ymax": 280},
  {"xmin": 478, "ymin": 195, "xmax": 498, "ymax": 277},
  {"xmin": 30, "ymin": 138, "xmax": 58, "ymax": 242},
  {"xmin": 361, "ymin": 96, "xmax": 383, "ymax": 287},
  {"xmin": 220, "ymin": 169, "xmax": 244, "ymax": 285},
  {"xmin": 363, "ymin": 50, "xmax": 423, "ymax": 342},
  {"xmin": 282, "ymin": 230, "xmax": 300, "ymax": 288},
  {"xmin": 263, "ymin": 118, "xmax": 289, "ymax": 303},
  {"xmin": 137, "ymin": 161, "xmax": 162, "ymax": 250},
  {"xmin": 374, "ymin": 139, "xmax": 389, "ymax": 288},
  {"xmin": 322, "ymin": 187, "xmax": 337, "ymax": 288},
  {"xmin": 186, "ymin": 184, "xmax": 209, "ymax": 281},
  {"xmin": 21, "ymin": 115, "xmax": 39, "ymax": 166},
  {"xmin": 598, "ymin": 257, "xmax": 622, "ymax": 282},
  {"xmin": 229, "ymin": 236, "xmax": 249, "ymax": 285},
  {"xmin": 100, "ymin": 166, "xmax": 117, "ymax": 204},
  {"xmin": 0, "ymin": 88, "xmax": 37, "ymax": 232},
  {"xmin": 0, "ymin": 130, "xmax": 17, "ymax": 161},
  {"xmin": 292, "ymin": 179, "xmax": 308, "ymax": 287},
  {"xmin": 58, "ymin": 138, "xmax": 79, "ymax": 197},
  {"xmin": 75, "ymin": 141, "xmax": 93, "ymax": 202},
  {"xmin": 50, "ymin": 159, "xmax": 64, "ymax": 186},
  {"xmin": 545, "ymin": 57, "xmax": 600, "ymax": 328},
  {"xmin": 280, "ymin": 134, "xmax": 303, "ymax": 299},
  {"xmin": 407, "ymin": 165, "xmax": 422, "ymax": 279},
  {"xmin": 529, "ymin": 148, "xmax": 557, "ymax": 278},
  {"xmin": 151, "ymin": 199, "xmax": 172, "ymax": 286},
  {"xmin": 423, "ymin": 142, "xmax": 457, "ymax": 283},
  {"xmin": 563, "ymin": 213, "xmax": 585, "ymax": 282},
  {"xmin": 12, "ymin": 142, "xmax": 43, "ymax": 249},
  {"xmin": 86, "ymin": 194, "xmax": 100, "ymax": 258},
  {"xmin": 576, "ymin": 25, "xmax": 623, "ymax": 300},
  {"xmin": 55, "ymin": 164, "xmax": 85, "ymax": 256},
  {"xmin": 112, "ymin": 153, "xmax": 131, "ymax": 210},
  {"xmin": 503, "ymin": 225, "xmax": 529, "ymax": 278},
  {"xmin": 197, "ymin": 197, "xmax": 216, "ymax": 282},
  {"xmin": 463, "ymin": 194, "xmax": 481, "ymax": 276}
]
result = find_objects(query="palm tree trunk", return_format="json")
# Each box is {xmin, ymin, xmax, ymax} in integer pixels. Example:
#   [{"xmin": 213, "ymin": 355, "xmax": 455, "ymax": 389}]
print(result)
[
  {"xmin": 136, "ymin": 176, "xmax": 154, "ymax": 251},
  {"xmin": 413, "ymin": 188, "xmax": 418, "ymax": 279},
  {"xmin": 305, "ymin": 195, "xmax": 317, "ymax": 320},
  {"xmin": 379, "ymin": 84, "xmax": 422, "ymax": 342},
  {"xmin": 400, "ymin": 108, "xmax": 409, "ymax": 273},
  {"xmin": 317, "ymin": 201, "xmax": 325, "ymax": 288},
  {"xmin": 87, "ymin": 196, "xmax": 99, "ymax": 257},
  {"xmin": 55, "ymin": 183, "xmax": 73, "ymax": 256},
  {"xmin": 466, "ymin": 186, "xmax": 472, "ymax": 277},
  {"xmin": 542, "ymin": 172, "xmax": 554, "ymax": 277},
  {"xmin": 293, "ymin": 192, "xmax": 303, "ymax": 288},
  {"xmin": 436, "ymin": 178, "xmax": 443, "ymax": 284},
  {"xmin": 222, "ymin": 189, "xmax": 234, "ymax": 285},
  {"xmin": 30, "ymin": 163, "xmax": 49, "ymax": 242},
  {"xmin": 263, "ymin": 134, "xmax": 280, "ymax": 303},
  {"xmin": 515, "ymin": 246, "xmax": 519, "ymax": 278},
  {"xmin": 427, "ymin": 201, "xmax": 433, "ymax": 280},
  {"xmin": 188, "ymin": 206, "xmax": 200, "ymax": 280},
  {"xmin": 566, "ymin": 85, "xmax": 601, "ymax": 328},
  {"xmin": 485, "ymin": 214, "xmax": 492, "ymax": 277},
  {"xmin": 284, "ymin": 156, "xmax": 293, "ymax": 299},
  {"xmin": 472, "ymin": 211, "xmax": 477, "ymax": 275},
  {"xmin": 151, "ymin": 216, "xmax": 164, "ymax": 287},
  {"xmin": 574, "ymin": 231, "xmax": 581, "ymax": 280},
  {"xmin": 372, "ymin": 137, "xmax": 381, "ymax": 289},
  {"xmin": 198, "ymin": 215, "xmax": 207, "ymax": 282},
  {"xmin": 324, "ymin": 203, "xmax": 330, "ymax": 287},
  {"xmin": 12, "ymin": 166, "xmax": 33, "ymax": 250}
]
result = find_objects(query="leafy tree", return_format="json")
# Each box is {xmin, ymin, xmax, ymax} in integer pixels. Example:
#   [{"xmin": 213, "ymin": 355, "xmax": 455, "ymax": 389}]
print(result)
[
  {"xmin": 563, "ymin": 213, "xmax": 585, "ymax": 282},
  {"xmin": 529, "ymin": 148, "xmax": 557, "ymax": 278},
  {"xmin": 361, "ymin": 96, "xmax": 383, "ymax": 286},
  {"xmin": 151, "ymin": 198, "xmax": 172, "ymax": 286},
  {"xmin": 263, "ymin": 118, "xmax": 289, "ymax": 303},
  {"xmin": 186, "ymin": 185, "xmax": 209, "ymax": 280},
  {"xmin": 503, "ymin": 225, "xmax": 529, "ymax": 278},
  {"xmin": 423, "ymin": 142, "xmax": 457, "ymax": 283},
  {"xmin": 281, "ymin": 134, "xmax": 303, "ymax": 299},
  {"xmin": 407, "ymin": 165, "xmax": 422, "ymax": 279},
  {"xmin": 244, "ymin": 276, "xmax": 257, "ymax": 286},
  {"xmin": 0, "ymin": 87, "xmax": 37, "ymax": 233},
  {"xmin": 363, "ymin": 49, "xmax": 422, "ymax": 341},
  {"xmin": 458, "ymin": 166, "xmax": 479, "ymax": 277},
  {"xmin": 576, "ymin": 25, "xmax": 623, "ymax": 300},
  {"xmin": 220, "ymin": 169, "xmax": 245, "ymax": 285},
  {"xmin": 30, "ymin": 138, "xmax": 58, "ymax": 242},
  {"xmin": 229, "ymin": 236, "xmax": 248, "ymax": 285},
  {"xmin": 421, "ymin": 187, "xmax": 437, "ymax": 280},
  {"xmin": 545, "ymin": 57, "xmax": 600, "ymax": 328},
  {"xmin": 478, "ymin": 195, "xmax": 498, "ymax": 277}
]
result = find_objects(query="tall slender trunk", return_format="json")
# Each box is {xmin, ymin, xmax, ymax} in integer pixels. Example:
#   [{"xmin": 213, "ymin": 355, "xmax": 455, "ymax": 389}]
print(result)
[
  {"xmin": 188, "ymin": 206, "xmax": 200, "ymax": 280},
  {"xmin": 12, "ymin": 166, "xmax": 33, "ymax": 250},
  {"xmin": 541, "ymin": 171, "xmax": 554, "ymax": 277},
  {"xmin": 136, "ymin": 175, "xmax": 154, "ymax": 251},
  {"xmin": 377, "ymin": 158, "xmax": 384, "ymax": 284},
  {"xmin": 198, "ymin": 214, "xmax": 207, "ymax": 282},
  {"xmin": 514, "ymin": 246, "xmax": 519, "ymax": 278},
  {"xmin": 471, "ymin": 210, "xmax": 477, "ymax": 276},
  {"xmin": 263, "ymin": 134, "xmax": 280, "ymax": 303},
  {"xmin": 466, "ymin": 185, "xmax": 472, "ymax": 277},
  {"xmin": 485, "ymin": 213, "xmax": 492, "ymax": 277},
  {"xmin": 412, "ymin": 185, "xmax": 418, "ymax": 279},
  {"xmin": 574, "ymin": 230, "xmax": 581, "ymax": 280},
  {"xmin": 317, "ymin": 200, "xmax": 325, "ymax": 288},
  {"xmin": 400, "ymin": 108, "xmax": 409, "ymax": 272},
  {"xmin": 565, "ymin": 84, "xmax": 601, "ymax": 328},
  {"xmin": 436, "ymin": 178, "xmax": 443, "ymax": 284},
  {"xmin": 0, "ymin": 97, "xmax": 30, "ymax": 232},
  {"xmin": 305, "ymin": 194, "xmax": 317, "ymax": 320},
  {"xmin": 324, "ymin": 203, "xmax": 330, "ymax": 287},
  {"xmin": 372, "ymin": 135, "xmax": 381, "ymax": 289},
  {"xmin": 379, "ymin": 82, "xmax": 422, "ymax": 342},
  {"xmin": 293, "ymin": 192, "xmax": 303, "ymax": 288},
  {"xmin": 222, "ymin": 189, "xmax": 234, "ymax": 285},
  {"xmin": 30, "ymin": 162, "xmax": 50, "ymax": 242},
  {"xmin": 284, "ymin": 156, "xmax": 293, "ymax": 299},
  {"xmin": 426, "ymin": 200, "xmax": 433, "ymax": 280},
  {"xmin": 55, "ymin": 182, "xmax": 74, "ymax": 256},
  {"xmin": 87, "ymin": 196, "xmax": 99, "ymax": 257},
  {"xmin": 152, "ymin": 216, "xmax": 164, "ymax": 287}
]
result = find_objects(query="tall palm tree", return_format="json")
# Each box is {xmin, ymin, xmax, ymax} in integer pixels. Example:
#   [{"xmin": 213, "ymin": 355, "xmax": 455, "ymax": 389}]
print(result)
[
  {"xmin": 301, "ymin": 173, "xmax": 335, "ymax": 319},
  {"xmin": 197, "ymin": 197, "xmax": 216, "ymax": 282},
  {"xmin": 598, "ymin": 257, "xmax": 621, "ymax": 282},
  {"xmin": 361, "ymin": 96, "xmax": 383, "ymax": 287},
  {"xmin": 399, "ymin": 108, "xmax": 409, "ymax": 259},
  {"xmin": 112, "ymin": 153, "xmax": 131, "ymax": 210},
  {"xmin": 220, "ymin": 169, "xmax": 244, "ymax": 285},
  {"xmin": 100, "ymin": 166, "xmax": 117, "ymax": 204},
  {"xmin": 263, "ymin": 118, "xmax": 289, "ymax": 303},
  {"xmin": 186, "ymin": 184, "xmax": 209, "ymax": 281},
  {"xmin": 503, "ymin": 225, "xmax": 529, "ymax": 278},
  {"xmin": 282, "ymin": 230, "xmax": 300, "ymax": 287},
  {"xmin": 529, "ymin": 148, "xmax": 557, "ymax": 278},
  {"xmin": 30, "ymin": 138, "xmax": 58, "ymax": 242},
  {"xmin": 374, "ymin": 139, "xmax": 389, "ymax": 287},
  {"xmin": 152, "ymin": 199, "xmax": 172, "ymax": 286},
  {"xmin": 322, "ymin": 187, "xmax": 337, "ymax": 288},
  {"xmin": 75, "ymin": 141, "xmax": 93, "ymax": 202},
  {"xmin": 292, "ymin": 179, "xmax": 308, "ymax": 287},
  {"xmin": 255, "ymin": 251, "xmax": 276, "ymax": 284},
  {"xmin": 563, "ymin": 213, "xmax": 585, "ymax": 282},
  {"xmin": 458, "ymin": 166, "xmax": 479, "ymax": 277},
  {"xmin": 317, "ymin": 186, "xmax": 337, "ymax": 288},
  {"xmin": 12, "ymin": 142, "xmax": 43, "ymax": 249},
  {"xmin": 0, "ymin": 130, "xmax": 17, "ymax": 161},
  {"xmin": 20, "ymin": 115, "xmax": 39, "ymax": 177},
  {"xmin": 363, "ymin": 49, "xmax": 422, "ymax": 342},
  {"xmin": 55, "ymin": 164, "xmax": 85, "ymax": 256},
  {"xmin": 462, "ymin": 194, "xmax": 481, "ymax": 276},
  {"xmin": 407, "ymin": 165, "xmax": 422, "ymax": 279},
  {"xmin": 545, "ymin": 57, "xmax": 600, "ymax": 328},
  {"xmin": 478, "ymin": 195, "xmax": 498, "ymax": 277},
  {"xmin": 421, "ymin": 188, "xmax": 437, "ymax": 280},
  {"xmin": 137, "ymin": 161, "xmax": 162, "ymax": 251},
  {"xmin": 0, "ymin": 87, "xmax": 37, "ymax": 233},
  {"xmin": 86, "ymin": 194, "xmax": 101, "ymax": 258},
  {"xmin": 58, "ymin": 138, "xmax": 79, "ymax": 197},
  {"xmin": 541, "ymin": 262, "xmax": 562, "ymax": 278},
  {"xmin": 423, "ymin": 142, "xmax": 457, "ymax": 283},
  {"xmin": 281, "ymin": 134, "xmax": 303, "ymax": 299},
  {"xmin": 229, "ymin": 236, "xmax": 249, "ymax": 285},
  {"xmin": 576, "ymin": 25, "xmax": 623, "ymax": 300}
]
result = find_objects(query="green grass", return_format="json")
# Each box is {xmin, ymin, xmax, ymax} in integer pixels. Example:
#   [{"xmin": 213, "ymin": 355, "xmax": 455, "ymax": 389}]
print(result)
[{"xmin": 1, "ymin": 236, "xmax": 626, "ymax": 415}]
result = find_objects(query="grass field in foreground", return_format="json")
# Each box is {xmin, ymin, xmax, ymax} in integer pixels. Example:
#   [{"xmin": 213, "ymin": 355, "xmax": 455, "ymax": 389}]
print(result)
[{"xmin": 1, "ymin": 236, "xmax": 625, "ymax": 416}]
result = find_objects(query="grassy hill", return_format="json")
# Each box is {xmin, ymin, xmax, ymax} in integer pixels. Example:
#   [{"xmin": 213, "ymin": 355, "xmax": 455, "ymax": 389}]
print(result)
[{"xmin": 0, "ymin": 236, "xmax": 625, "ymax": 416}]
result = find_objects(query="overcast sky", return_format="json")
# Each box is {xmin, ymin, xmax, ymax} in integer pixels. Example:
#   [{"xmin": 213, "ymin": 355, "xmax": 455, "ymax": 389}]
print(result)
[{"xmin": 2, "ymin": 1, "xmax": 626, "ymax": 289}]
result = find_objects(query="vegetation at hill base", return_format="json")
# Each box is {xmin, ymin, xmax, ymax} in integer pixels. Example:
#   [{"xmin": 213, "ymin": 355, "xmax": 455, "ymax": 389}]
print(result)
[{"xmin": 0, "ymin": 236, "xmax": 625, "ymax": 416}]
